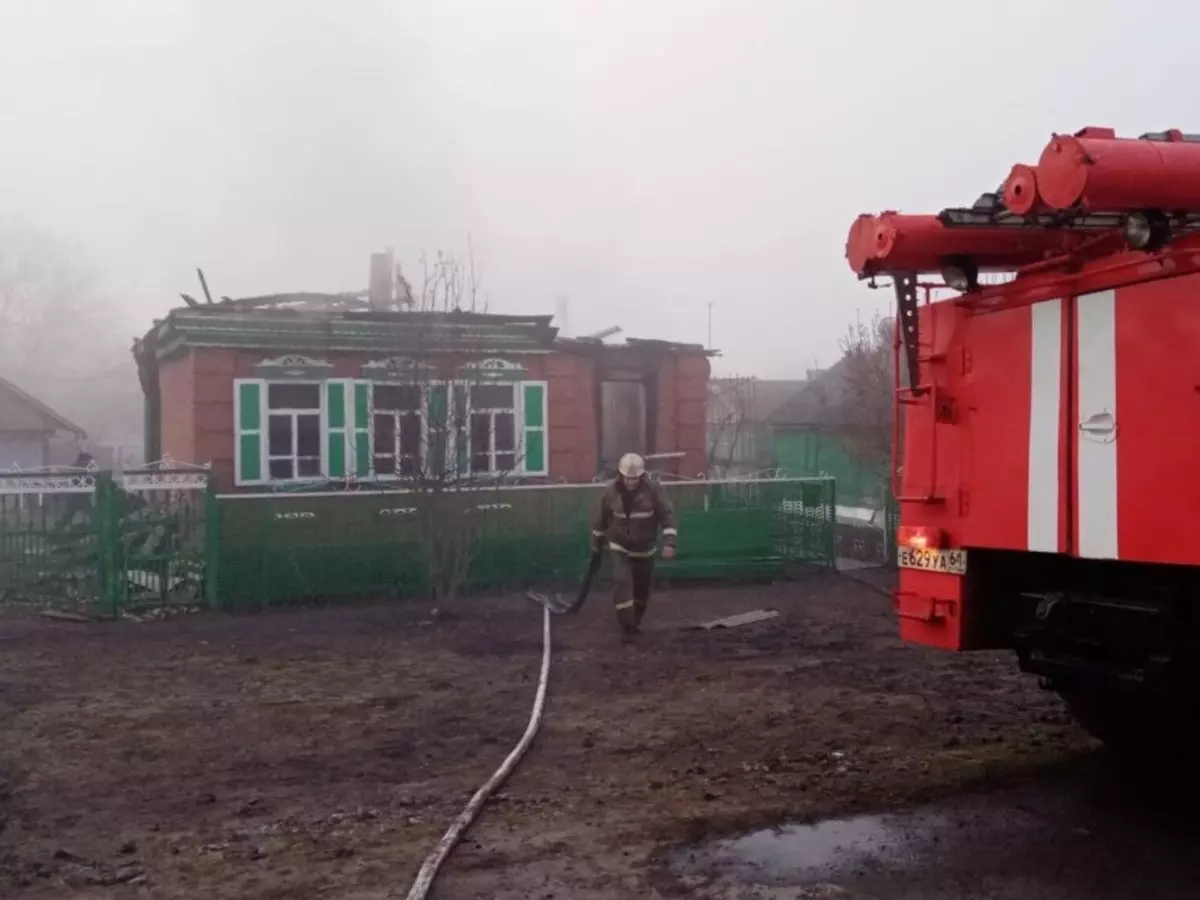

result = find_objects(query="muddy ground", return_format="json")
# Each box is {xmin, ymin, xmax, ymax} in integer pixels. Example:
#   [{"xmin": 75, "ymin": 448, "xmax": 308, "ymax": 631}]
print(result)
[{"xmin": 0, "ymin": 570, "xmax": 1093, "ymax": 899}]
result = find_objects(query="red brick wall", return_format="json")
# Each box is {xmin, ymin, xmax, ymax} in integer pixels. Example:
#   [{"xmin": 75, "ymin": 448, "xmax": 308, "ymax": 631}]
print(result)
[
  {"xmin": 650, "ymin": 353, "xmax": 710, "ymax": 479},
  {"xmin": 675, "ymin": 353, "xmax": 711, "ymax": 478},
  {"xmin": 545, "ymin": 353, "xmax": 599, "ymax": 482},
  {"xmin": 194, "ymin": 348, "xmax": 240, "ymax": 489},
  {"xmin": 162, "ymin": 347, "xmax": 708, "ymax": 490},
  {"xmin": 158, "ymin": 352, "xmax": 196, "ymax": 465}
]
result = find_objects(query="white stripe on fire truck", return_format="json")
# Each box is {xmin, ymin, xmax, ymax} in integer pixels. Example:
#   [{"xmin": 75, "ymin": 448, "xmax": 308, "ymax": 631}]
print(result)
[
  {"xmin": 1075, "ymin": 289, "xmax": 1119, "ymax": 560},
  {"xmin": 1027, "ymin": 298, "xmax": 1062, "ymax": 553}
]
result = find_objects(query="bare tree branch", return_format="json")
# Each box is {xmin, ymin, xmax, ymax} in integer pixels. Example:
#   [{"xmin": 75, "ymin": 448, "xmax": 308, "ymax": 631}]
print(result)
[
  {"xmin": 0, "ymin": 221, "xmax": 141, "ymax": 443},
  {"xmin": 825, "ymin": 310, "xmax": 894, "ymax": 485},
  {"xmin": 349, "ymin": 245, "xmax": 522, "ymax": 604},
  {"xmin": 706, "ymin": 377, "xmax": 755, "ymax": 476}
]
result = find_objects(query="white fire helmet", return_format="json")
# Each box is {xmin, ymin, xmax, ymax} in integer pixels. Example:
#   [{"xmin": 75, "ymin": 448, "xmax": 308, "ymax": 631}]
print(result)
[{"xmin": 618, "ymin": 453, "xmax": 645, "ymax": 479}]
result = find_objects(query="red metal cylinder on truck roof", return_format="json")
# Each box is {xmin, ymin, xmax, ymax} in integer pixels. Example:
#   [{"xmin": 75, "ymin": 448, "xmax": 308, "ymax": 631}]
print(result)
[
  {"xmin": 1002, "ymin": 164, "xmax": 1043, "ymax": 216},
  {"xmin": 845, "ymin": 211, "xmax": 1081, "ymax": 278},
  {"xmin": 1036, "ymin": 130, "xmax": 1200, "ymax": 212}
]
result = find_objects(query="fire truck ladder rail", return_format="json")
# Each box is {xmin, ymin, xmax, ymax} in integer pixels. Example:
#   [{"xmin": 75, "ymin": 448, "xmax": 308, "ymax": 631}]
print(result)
[{"xmin": 891, "ymin": 278, "xmax": 946, "ymax": 505}]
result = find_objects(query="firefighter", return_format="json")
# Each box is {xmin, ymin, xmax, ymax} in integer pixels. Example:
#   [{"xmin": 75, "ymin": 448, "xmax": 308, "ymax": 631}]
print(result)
[{"xmin": 590, "ymin": 453, "xmax": 677, "ymax": 639}]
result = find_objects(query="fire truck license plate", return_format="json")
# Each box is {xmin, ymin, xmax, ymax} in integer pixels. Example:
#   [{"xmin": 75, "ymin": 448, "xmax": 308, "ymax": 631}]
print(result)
[{"xmin": 897, "ymin": 546, "xmax": 968, "ymax": 575}]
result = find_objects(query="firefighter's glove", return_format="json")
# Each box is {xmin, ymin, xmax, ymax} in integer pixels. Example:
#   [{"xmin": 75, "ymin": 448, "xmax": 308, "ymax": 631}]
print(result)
[{"xmin": 662, "ymin": 544, "xmax": 676, "ymax": 560}]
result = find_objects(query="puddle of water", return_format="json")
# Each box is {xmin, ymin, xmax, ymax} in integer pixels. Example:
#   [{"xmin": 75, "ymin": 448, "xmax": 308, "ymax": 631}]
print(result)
[
  {"xmin": 671, "ymin": 777, "xmax": 1200, "ymax": 900},
  {"xmin": 692, "ymin": 811, "xmax": 944, "ymax": 883}
]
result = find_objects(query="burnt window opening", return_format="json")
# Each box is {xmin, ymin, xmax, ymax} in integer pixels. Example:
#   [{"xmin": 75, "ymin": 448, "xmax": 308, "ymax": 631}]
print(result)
[
  {"xmin": 468, "ymin": 383, "xmax": 517, "ymax": 474},
  {"xmin": 373, "ymin": 384, "xmax": 425, "ymax": 477},
  {"xmin": 266, "ymin": 382, "xmax": 321, "ymax": 480}
]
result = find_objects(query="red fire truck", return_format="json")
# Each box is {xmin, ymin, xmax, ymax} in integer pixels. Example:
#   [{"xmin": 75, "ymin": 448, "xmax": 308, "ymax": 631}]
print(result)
[{"xmin": 848, "ymin": 127, "xmax": 1200, "ymax": 751}]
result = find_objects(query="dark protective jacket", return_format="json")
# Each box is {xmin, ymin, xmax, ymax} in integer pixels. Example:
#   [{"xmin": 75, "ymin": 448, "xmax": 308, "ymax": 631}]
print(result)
[{"xmin": 591, "ymin": 477, "xmax": 678, "ymax": 557}]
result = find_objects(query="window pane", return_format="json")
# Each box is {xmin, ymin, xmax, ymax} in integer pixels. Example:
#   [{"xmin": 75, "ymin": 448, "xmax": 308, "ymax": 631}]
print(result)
[
  {"xmin": 268, "ymin": 415, "xmax": 293, "ymax": 455},
  {"xmin": 472, "ymin": 453, "xmax": 491, "ymax": 473},
  {"xmin": 470, "ymin": 384, "xmax": 514, "ymax": 409},
  {"xmin": 399, "ymin": 456, "xmax": 418, "ymax": 477},
  {"xmin": 373, "ymin": 413, "xmax": 396, "ymax": 455},
  {"xmin": 268, "ymin": 383, "xmax": 320, "ymax": 410},
  {"xmin": 399, "ymin": 412, "xmax": 422, "ymax": 456},
  {"xmin": 375, "ymin": 455, "xmax": 396, "ymax": 475},
  {"xmin": 297, "ymin": 457, "xmax": 322, "ymax": 477},
  {"xmin": 375, "ymin": 384, "xmax": 421, "ymax": 411},
  {"xmin": 495, "ymin": 453, "xmax": 516, "ymax": 472},
  {"xmin": 296, "ymin": 414, "xmax": 321, "ymax": 457},
  {"xmin": 494, "ymin": 413, "xmax": 515, "ymax": 452},
  {"xmin": 446, "ymin": 385, "xmax": 466, "ymax": 430},
  {"xmin": 470, "ymin": 412, "xmax": 490, "ymax": 455},
  {"xmin": 268, "ymin": 458, "xmax": 294, "ymax": 480},
  {"xmin": 426, "ymin": 427, "xmax": 448, "ymax": 478}
]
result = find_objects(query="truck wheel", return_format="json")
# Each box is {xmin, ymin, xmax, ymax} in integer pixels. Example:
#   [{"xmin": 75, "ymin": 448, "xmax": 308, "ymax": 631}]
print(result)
[{"xmin": 1059, "ymin": 689, "xmax": 1188, "ymax": 757}]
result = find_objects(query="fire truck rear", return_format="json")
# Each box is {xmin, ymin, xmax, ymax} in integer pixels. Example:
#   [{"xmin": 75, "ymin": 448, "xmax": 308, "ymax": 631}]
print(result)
[{"xmin": 850, "ymin": 127, "xmax": 1200, "ymax": 752}]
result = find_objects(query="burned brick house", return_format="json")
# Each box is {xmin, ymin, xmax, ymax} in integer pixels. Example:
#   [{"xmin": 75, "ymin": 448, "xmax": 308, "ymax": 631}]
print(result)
[{"xmin": 132, "ymin": 295, "xmax": 711, "ymax": 492}]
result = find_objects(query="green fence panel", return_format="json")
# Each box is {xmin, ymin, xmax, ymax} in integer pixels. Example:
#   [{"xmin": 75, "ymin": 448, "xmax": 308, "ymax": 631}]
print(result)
[
  {"xmin": 214, "ymin": 477, "xmax": 836, "ymax": 609},
  {"xmin": 0, "ymin": 473, "xmax": 101, "ymax": 611},
  {"xmin": 0, "ymin": 467, "xmax": 215, "ymax": 616}
]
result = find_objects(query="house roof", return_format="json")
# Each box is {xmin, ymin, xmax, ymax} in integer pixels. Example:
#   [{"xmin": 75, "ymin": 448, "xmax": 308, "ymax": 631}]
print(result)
[
  {"xmin": 136, "ymin": 292, "xmax": 716, "ymax": 365},
  {"xmin": 710, "ymin": 378, "xmax": 809, "ymax": 423},
  {"xmin": 136, "ymin": 302, "xmax": 561, "ymax": 362},
  {"xmin": 766, "ymin": 357, "xmax": 855, "ymax": 428},
  {"xmin": 0, "ymin": 375, "xmax": 87, "ymax": 437}
]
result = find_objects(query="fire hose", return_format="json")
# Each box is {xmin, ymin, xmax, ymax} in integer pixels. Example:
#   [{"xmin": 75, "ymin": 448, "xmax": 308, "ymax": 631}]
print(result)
[{"xmin": 403, "ymin": 604, "xmax": 552, "ymax": 900}]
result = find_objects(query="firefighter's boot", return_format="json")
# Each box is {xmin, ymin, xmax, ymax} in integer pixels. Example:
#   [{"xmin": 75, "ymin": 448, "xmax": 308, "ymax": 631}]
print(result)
[{"xmin": 611, "ymin": 551, "xmax": 639, "ymax": 638}]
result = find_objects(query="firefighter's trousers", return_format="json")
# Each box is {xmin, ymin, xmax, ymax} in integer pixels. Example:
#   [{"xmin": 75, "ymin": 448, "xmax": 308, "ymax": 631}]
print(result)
[{"xmin": 610, "ymin": 550, "xmax": 654, "ymax": 633}]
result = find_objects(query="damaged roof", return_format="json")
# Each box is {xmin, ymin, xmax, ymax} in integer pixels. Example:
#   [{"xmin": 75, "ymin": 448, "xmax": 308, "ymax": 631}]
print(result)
[
  {"xmin": 136, "ymin": 293, "xmax": 714, "ymax": 362},
  {"xmin": 136, "ymin": 300, "xmax": 560, "ymax": 361}
]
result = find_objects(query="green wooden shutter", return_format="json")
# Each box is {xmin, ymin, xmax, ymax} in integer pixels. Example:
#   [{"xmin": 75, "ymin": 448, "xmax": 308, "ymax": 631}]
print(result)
[
  {"xmin": 326, "ymin": 381, "xmax": 348, "ymax": 478},
  {"xmin": 235, "ymin": 379, "xmax": 265, "ymax": 484},
  {"xmin": 521, "ymin": 381, "xmax": 548, "ymax": 475},
  {"xmin": 352, "ymin": 382, "xmax": 372, "ymax": 476}
]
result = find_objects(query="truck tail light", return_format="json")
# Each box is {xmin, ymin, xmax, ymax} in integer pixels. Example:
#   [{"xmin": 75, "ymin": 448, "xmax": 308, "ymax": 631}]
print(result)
[{"xmin": 897, "ymin": 525, "xmax": 944, "ymax": 550}]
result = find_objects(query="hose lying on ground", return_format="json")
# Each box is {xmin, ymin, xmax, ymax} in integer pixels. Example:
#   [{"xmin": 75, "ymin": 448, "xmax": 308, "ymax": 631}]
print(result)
[{"xmin": 403, "ymin": 605, "xmax": 552, "ymax": 900}]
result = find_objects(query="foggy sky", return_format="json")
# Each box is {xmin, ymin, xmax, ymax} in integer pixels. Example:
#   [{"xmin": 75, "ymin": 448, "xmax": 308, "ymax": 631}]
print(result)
[{"xmin": 0, "ymin": 1, "xmax": 1193, "ymax": 377}]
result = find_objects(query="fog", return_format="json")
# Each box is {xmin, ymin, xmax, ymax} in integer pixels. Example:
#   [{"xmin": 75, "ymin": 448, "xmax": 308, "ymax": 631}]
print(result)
[{"xmin": 1, "ymin": 0, "xmax": 1197, "ymax": 423}]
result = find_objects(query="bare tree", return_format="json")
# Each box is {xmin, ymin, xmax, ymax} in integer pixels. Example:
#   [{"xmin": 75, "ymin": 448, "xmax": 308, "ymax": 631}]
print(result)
[
  {"xmin": 0, "ymin": 221, "xmax": 141, "ymax": 446},
  {"xmin": 832, "ymin": 310, "xmax": 895, "ymax": 484},
  {"xmin": 706, "ymin": 376, "xmax": 755, "ymax": 477},
  {"xmin": 354, "ymin": 246, "xmax": 520, "ymax": 604}
]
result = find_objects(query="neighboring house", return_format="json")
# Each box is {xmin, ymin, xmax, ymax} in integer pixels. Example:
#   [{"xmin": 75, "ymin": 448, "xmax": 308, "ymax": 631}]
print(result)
[
  {"xmin": 0, "ymin": 375, "xmax": 88, "ymax": 470},
  {"xmin": 132, "ymin": 295, "xmax": 712, "ymax": 492},
  {"xmin": 766, "ymin": 358, "xmax": 889, "ymax": 507},
  {"xmin": 706, "ymin": 377, "xmax": 809, "ymax": 476}
]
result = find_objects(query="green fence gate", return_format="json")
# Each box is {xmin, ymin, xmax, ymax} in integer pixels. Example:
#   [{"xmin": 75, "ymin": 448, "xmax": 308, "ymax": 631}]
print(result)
[
  {"xmin": 0, "ymin": 464, "xmax": 215, "ymax": 616},
  {"xmin": 214, "ymin": 476, "xmax": 836, "ymax": 610}
]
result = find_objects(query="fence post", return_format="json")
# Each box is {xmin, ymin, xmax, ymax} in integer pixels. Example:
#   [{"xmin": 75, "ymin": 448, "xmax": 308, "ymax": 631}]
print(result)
[
  {"xmin": 204, "ymin": 478, "xmax": 220, "ymax": 609},
  {"xmin": 94, "ymin": 472, "xmax": 120, "ymax": 617},
  {"xmin": 826, "ymin": 477, "xmax": 838, "ymax": 568}
]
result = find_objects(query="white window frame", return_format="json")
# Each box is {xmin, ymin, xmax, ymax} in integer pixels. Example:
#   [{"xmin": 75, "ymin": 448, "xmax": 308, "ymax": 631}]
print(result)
[
  {"xmin": 463, "ymin": 381, "xmax": 521, "ymax": 476},
  {"xmin": 358, "ymin": 378, "xmax": 548, "ymax": 480},
  {"xmin": 368, "ymin": 381, "xmax": 429, "ymax": 480},
  {"xmin": 263, "ymin": 380, "xmax": 326, "ymax": 484}
]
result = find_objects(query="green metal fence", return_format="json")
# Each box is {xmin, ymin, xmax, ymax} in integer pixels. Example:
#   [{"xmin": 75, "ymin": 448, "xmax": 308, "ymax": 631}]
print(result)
[
  {"xmin": 0, "ymin": 467, "xmax": 215, "ymax": 616},
  {"xmin": 215, "ymin": 477, "xmax": 836, "ymax": 609}
]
